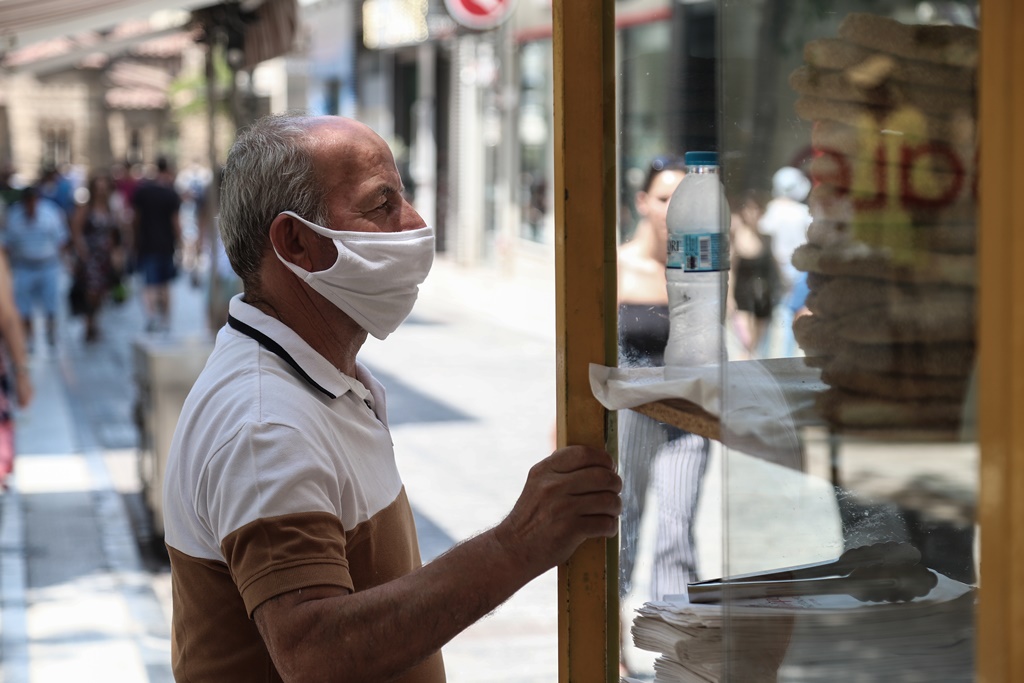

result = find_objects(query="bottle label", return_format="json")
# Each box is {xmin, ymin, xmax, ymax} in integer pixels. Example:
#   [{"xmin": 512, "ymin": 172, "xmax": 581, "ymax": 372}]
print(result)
[
  {"xmin": 681, "ymin": 233, "xmax": 729, "ymax": 272},
  {"xmin": 666, "ymin": 237, "xmax": 685, "ymax": 269}
]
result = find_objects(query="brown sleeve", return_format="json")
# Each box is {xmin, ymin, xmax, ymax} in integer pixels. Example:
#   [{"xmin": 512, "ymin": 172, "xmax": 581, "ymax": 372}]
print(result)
[{"xmin": 221, "ymin": 510, "xmax": 354, "ymax": 617}]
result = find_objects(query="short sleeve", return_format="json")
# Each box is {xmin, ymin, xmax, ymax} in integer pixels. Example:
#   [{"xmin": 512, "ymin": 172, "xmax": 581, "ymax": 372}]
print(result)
[
  {"xmin": 201, "ymin": 421, "xmax": 354, "ymax": 615},
  {"xmin": 222, "ymin": 512, "xmax": 353, "ymax": 616}
]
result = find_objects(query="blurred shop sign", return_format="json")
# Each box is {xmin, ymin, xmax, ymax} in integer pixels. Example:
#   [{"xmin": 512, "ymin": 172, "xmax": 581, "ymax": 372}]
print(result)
[
  {"xmin": 444, "ymin": 0, "xmax": 518, "ymax": 30},
  {"xmin": 363, "ymin": 0, "xmax": 457, "ymax": 48}
]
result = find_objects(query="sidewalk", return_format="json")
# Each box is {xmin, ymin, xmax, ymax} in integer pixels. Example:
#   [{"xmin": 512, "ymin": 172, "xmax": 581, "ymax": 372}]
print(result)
[{"xmin": 0, "ymin": 272, "xmax": 205, "ymax": 683}]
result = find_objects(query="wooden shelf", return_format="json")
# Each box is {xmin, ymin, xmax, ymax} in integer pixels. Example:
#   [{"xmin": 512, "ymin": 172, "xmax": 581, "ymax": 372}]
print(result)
[
  {"xmin": 628, "ymin": 357, "xmax": 965, "ymax": 449},
  {"xmin": 632, "ymin": 397, "xmax": 724, "ymax": 442}
]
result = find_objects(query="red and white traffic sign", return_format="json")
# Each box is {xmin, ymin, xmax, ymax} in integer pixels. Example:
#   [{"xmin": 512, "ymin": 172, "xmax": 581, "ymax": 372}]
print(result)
[{"xmin": 443, "ymin": 0, "xmax": 518, "ymax": 31}]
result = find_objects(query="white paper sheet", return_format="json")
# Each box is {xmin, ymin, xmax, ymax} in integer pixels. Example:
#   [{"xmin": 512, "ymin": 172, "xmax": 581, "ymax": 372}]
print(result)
[{"xmin": 589, "ymin": 361, "xmax": 815, "ymax": 468}]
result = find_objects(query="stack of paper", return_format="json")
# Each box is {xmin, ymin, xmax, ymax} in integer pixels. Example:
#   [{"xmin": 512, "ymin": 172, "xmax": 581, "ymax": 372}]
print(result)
[{"xmin": 632, "ymin": 571, "xmax": 975, "ymax": 682}]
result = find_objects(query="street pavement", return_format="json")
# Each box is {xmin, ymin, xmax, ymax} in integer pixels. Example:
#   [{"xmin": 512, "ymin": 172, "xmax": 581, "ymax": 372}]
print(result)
[{"xmin": 0, "ymin": 250, "xmax": 978, "ymax": 682}]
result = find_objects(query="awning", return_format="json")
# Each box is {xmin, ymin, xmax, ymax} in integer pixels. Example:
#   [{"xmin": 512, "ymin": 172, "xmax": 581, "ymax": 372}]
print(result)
[
  {"xmin": 0, "ymin": 0, "xmax": 227, "ymax": 51},
  {"xmin": 1, "ymin": 0, "xmax": 298, "ymax": 70},
  {"xmin": 237, "ymin": 0, "xmax": 296, "ymax": 70},
  {"xmin": 2, "ymin": 21, "xmax": 198, "ymax": 74}
]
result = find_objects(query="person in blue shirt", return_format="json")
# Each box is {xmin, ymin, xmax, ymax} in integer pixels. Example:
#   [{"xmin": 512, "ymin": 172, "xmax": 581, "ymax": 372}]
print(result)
[
  {"xmin": 2, "ymin": 185, "xmax": 69, "ymax": 348},
  {"xmin": 38, "ymin": 165, "xmax": 76, "ymax": 223}
]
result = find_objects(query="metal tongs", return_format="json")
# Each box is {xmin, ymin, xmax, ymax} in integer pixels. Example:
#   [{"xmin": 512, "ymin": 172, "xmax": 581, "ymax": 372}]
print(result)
[{"xmin": 687, "ymin": 541, "xmax": 938, "ymax": 604}]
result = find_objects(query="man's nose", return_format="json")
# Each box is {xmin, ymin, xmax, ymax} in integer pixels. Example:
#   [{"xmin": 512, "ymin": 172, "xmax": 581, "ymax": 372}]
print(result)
[{"xmin": 401, "ymin": 203, "xmax": 427, "ymax": 231}]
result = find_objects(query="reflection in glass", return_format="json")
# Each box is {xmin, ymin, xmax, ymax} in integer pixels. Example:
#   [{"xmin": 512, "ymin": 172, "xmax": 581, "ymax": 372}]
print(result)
[{"xmin": 618, "ymin": 1, "xmax": 980, "ymax": 681}]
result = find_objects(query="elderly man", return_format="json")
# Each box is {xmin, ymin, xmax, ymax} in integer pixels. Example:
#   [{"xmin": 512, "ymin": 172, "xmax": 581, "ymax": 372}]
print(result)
[{"xmin": 162, "ymin": 113, "xmax": 621, "ymax": 682}]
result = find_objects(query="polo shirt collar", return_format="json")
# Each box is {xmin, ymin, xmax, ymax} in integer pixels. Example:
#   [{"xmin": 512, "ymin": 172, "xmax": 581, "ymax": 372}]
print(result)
[{"xmin": 227, "ymin": 294, "xmax": 374, "ymax": 405}]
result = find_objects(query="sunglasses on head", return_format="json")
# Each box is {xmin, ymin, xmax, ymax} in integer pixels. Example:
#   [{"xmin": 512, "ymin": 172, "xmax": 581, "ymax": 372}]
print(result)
[{"xmin": 649, "ymin": 155, "xmax": 685, "ymax": 173}]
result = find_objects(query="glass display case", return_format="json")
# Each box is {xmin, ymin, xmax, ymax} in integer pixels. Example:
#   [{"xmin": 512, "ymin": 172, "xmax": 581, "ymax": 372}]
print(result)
[{"xmin": 550, "ymin": 0, "xmax": 1005, "ymax": 681}]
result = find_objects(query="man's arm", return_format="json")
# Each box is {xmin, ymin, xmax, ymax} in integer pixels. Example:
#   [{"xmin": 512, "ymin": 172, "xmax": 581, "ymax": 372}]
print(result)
[{"xmin": 254, "ymin": 444, "xmax": 621, "ymax": 683}]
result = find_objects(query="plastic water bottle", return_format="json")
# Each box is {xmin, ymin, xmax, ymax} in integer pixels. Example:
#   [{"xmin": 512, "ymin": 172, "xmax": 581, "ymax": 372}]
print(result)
[{"xmin": 664, "ymin": 151, "xmax": 730, "ymax": 368}]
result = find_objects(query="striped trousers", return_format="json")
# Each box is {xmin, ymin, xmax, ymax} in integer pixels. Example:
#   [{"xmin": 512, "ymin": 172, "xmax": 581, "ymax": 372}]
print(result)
[{"xmin": 618, "ymin": 408, "xmax": 710, "ymax": 600}]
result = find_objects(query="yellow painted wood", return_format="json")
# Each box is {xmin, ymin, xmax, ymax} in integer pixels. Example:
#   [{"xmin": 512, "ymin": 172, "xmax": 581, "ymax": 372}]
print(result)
[
  {"xmin": 978, "ymin": 1, "xmax": 1024, "ymax": 682},
  {"xmin": 551, "ymin": 1, "xmax": 618, "ymax": 681}
]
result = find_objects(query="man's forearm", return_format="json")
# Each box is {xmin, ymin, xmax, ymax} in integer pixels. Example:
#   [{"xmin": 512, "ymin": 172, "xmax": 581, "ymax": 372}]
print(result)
[
  {"xmin": 258, "ymin": 525, "xmax": 536, "ymax": 683},
  {"xmin": 255, "ymin": 445, "xmax": 620, "ymax": 682}
]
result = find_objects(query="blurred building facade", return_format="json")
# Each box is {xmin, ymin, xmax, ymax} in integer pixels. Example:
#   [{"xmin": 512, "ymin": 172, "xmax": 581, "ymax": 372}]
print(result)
[
  {"xmin": 289, "ymin": 0, "xmax": 716, "ymax": 270},
  {"xmin": 0, "ymin": 0, "xmax": 715, "ymax": 271}
]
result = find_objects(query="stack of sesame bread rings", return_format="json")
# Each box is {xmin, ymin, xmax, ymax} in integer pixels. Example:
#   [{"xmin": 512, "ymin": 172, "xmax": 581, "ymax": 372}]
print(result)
[{"xmin": 788, "ymin": 12, "xmax": 979, "ymax": 431}]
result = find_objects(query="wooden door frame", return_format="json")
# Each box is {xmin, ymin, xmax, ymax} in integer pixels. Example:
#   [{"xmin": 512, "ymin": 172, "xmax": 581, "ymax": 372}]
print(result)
[
  {"xmin": 551, "ymin": 2, "xmax": 618, "ymax": 682},
  {"xmin": 552, "ymin": 1, "xmax": 1012, "ymax": 681},
  {"xmin": 978, "ymin": 1, "xmax": 1024, "ymax": 681}
]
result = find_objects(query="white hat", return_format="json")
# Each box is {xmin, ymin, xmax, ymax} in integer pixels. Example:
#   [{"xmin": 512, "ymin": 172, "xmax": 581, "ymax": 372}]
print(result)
[{"xmin": 772, "ymin": 166, "xmax": 811, "ymax": 202}]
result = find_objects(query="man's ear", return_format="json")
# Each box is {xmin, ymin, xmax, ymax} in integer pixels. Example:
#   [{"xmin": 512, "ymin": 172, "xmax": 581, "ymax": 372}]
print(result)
[{"xmin": 268, "ymin": 213, "xmax": 321, "ymax": 271}]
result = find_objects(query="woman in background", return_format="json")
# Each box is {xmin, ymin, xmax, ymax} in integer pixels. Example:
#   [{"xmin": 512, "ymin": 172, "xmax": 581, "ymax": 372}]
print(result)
[
  {"xmin": 71, "ymin": 174, "xmax": 122, "ymax": 342},
  {"xmin": 729, "ymin": 189, "xmax": 781, "ymax": 359},
  {"xmin": 617, "ymin": 155, "xmax": 711, "ymax": 674}
]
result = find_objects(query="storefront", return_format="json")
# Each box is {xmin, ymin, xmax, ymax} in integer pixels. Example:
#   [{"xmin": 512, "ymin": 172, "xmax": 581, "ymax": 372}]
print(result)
[
  {"xmin": 349, "ymin": 0, "xmax": 721, "ymax": 270},
  {"xmin": 513, "ymin": 0, "xmax": 714, "ymax": 246},
  {"xmin": 550, "ymin": 0, "xmax": 1000, "ymax": 681}
]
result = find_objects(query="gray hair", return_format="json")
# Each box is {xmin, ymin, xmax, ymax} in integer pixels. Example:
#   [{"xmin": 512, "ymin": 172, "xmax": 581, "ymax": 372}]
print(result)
[{"xmin": 219, "ymin": 112, "xmax": 330, "ymax": 292}]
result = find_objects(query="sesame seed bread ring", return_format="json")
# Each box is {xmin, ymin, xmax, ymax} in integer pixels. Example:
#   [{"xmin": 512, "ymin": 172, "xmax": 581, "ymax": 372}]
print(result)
[
  {"xmin": 805, "ymin": 219, "xmax": 854, "ymax": 250},
  {"xmin": 803, "ymin": 38, "xmax": 976, "ymax": 92},
  {"xmin": 795, "ymin": 96, "xmax": 977, "ymax": 147},
  {"xmin": 830, "ymin": 342, "xmax": 975, "ymax": 378},
  {"xmin": 804, "ymin": 277, "xmax": 974, "ymax": 321},
  {"xmin": 831, "ymin": 300, "xmax": 974, "ymax": 344},
  {"xmin": 805, "ymin": 217, "xmax": 975, "ymax": 255},
  {"xmin": 790, "ymin": 65, "xmax": 975, "ymax": 117},
  {"xmin": 821, "ymin": 364, "xmax": 969, "ymax": 401},
  {"xmin": 792, "ymin": 313, "xmax": 847, "ymax": 357},
  {"xmin": 836, "ymin": 13, "xmax": 978, "ymax": 69},
  {"xmin": 806, "ymin": 120, "xmax": 974, "ymax": 162},
  {"xmin": 791, "ymin": 243, "xmax": 976, "ymax": 286},
  {"xmin": 816, "ymin": 387, "xmax": 964, "ymax": 429},
  {"xmin": 808, "ymin": 147, "xmax": 974, "ymax": 192}
]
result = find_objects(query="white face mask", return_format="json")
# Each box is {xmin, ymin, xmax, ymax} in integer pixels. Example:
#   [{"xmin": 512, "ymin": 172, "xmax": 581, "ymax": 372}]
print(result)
[{"xmin": 274, "ymin": 210, "xmax": 435, "ymax": 340}]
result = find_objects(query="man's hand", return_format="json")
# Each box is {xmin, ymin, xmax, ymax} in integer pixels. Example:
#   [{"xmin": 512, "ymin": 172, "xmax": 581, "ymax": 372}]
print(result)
[{"xmin": 495, "ymin": 445, "xmax": 622, "ymax": 577}]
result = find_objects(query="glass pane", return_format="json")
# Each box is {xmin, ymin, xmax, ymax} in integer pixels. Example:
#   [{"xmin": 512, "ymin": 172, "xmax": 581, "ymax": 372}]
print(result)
[
  {"xmin": 717, "ymin": 1, "xmax": 979, "ymax": 681},
  {"xmin": 613, "ymin": 3, "xmax": 726, "ymax": 679},
  {"xmin": 612, "ymin": 1, "xmax": 980, "ymax": 681}
]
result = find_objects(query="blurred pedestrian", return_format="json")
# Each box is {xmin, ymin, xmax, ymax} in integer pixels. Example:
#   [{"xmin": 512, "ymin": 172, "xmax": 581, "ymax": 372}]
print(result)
[
  {"xmin": 162, "ymin": 113, "xmax": 621, "ymax": 682},
  {"xmin": 729, "ymin": 189, "xmax": 781, "ymax": 359},
  {"xmin": 198, "ymin": 167, "xmax": 243, "ymax": 332},
  {"xmin": 1, "ymin": 164, "xmax": 23, "ymax": 209},
  {"xmin": 111, "ymin": 161, "xmax": 140, "ymax": 219},
  {"xmin": 70, "ymin": 174, "xmax": 123, "ymax": 342},
  {"xmin": 131, "ymin": 158, "xmax": 181, "ymax": 333},
  {"xmin": 617, "ymin": 154, "xmax": 710, "ymax": 605},
  {"xmin": 175, "ymin": 159, "xmax": 212, "ymax": 286},
  {"xmin": 38, "ymin": 164, "xmax": 76, "ymax": 224},
  {"xmin": 0, "ymin": 249, "xmax": 32, "ymax": 489},
  {"xmin": 759, "ymin": 166, "xmax": 812, "ymax": 356},
  {"xmin": 1, "ymin": 185, "xmax": 69, "ymax": 348},
  {"xmin": 1, "ymin": 165, "xmax": 22, "ymax": 238}
]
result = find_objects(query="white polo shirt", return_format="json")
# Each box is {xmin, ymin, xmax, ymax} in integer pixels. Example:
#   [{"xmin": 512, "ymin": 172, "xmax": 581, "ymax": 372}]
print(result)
[{"xmin": 162, "ymin": 295, "xmax": 444, "ymax": 683}]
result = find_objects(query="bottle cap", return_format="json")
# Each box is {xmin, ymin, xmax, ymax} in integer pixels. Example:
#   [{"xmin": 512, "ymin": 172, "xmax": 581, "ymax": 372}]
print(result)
[{"xmin": 684, "ymin": 151, "xmax": 718, "ymax": 167}]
